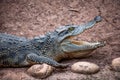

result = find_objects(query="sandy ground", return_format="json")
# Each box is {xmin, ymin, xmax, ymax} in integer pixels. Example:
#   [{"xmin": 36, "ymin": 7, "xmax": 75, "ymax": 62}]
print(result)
[{"xmin": 0, "ymin": 0, "xmax": 120, "ymax": 80}]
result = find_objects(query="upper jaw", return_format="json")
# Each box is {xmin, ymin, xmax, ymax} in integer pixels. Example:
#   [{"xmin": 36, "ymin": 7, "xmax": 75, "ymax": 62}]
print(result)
[
  {"xmin": 65, "ymin": 38, "xmax": 106, "ymax": 47},
  {"xmin": 61, "ymin": 38, "xmax": 106, "ymax": 53},
  {"xmin": 72, "ymin": 27, "xmax": 83, "ymax": 36},
  {"xmin": 57, "ymin": 16, "xmax": 102, "ymax": 42}
]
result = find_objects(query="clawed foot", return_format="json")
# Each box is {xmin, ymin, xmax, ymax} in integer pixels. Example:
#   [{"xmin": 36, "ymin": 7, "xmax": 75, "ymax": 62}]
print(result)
[{"xmin": 55, "ymin": 63, "xmax": 70, "ymax": 68}]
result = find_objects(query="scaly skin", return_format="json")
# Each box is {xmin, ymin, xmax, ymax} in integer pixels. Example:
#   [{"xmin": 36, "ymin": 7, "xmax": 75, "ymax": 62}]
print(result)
[{"xmin": 0, "ymin": 16, "xmax": 105, "ymax": 68}]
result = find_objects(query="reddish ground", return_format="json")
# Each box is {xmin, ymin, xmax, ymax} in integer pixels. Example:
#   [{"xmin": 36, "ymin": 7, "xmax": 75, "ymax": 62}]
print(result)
[{"xmin": 0, "ymin": 0, "xmax": 120, "ymax": 80}]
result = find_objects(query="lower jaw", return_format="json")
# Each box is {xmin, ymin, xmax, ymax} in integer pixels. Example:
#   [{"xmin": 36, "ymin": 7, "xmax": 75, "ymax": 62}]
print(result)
[{"xmin": 53, "ymin": 49, "xmax": 95, "ymax": 62}]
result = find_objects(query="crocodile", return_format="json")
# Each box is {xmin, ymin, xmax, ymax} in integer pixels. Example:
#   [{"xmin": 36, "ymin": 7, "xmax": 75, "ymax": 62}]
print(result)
[{"xmin": 0, "ymin": 16, "xmax": 105, "ymax": 68}]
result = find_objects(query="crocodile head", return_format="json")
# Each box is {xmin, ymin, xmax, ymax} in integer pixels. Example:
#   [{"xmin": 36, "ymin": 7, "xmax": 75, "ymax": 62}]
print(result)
[{"xmin": 53, "ymin": 16, "xmax": 105, "ymax": 60}]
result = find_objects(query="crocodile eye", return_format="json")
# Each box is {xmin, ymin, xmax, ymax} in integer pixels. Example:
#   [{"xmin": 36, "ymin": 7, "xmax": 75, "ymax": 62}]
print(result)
[{"xmin": 68, "ymin": 27, "xmax": 74, "ymax": 31}]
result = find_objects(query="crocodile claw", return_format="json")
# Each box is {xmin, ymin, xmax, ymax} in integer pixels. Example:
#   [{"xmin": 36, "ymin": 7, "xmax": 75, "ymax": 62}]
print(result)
[{"xmin": 56, "ymin": 63, "xmax": 69, "ymax": 68}]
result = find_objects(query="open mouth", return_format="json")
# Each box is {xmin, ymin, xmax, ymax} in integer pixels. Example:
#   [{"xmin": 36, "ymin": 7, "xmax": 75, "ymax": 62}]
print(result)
[{"xmin": 62, "ymin": 35, "xmax": 106, "ymax": 52}]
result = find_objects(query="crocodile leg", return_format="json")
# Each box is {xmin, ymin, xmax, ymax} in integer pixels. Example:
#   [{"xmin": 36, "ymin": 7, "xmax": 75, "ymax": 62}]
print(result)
[{"xmin": 26, "ymin": 53, "xmax": 68, "ymax": 68}]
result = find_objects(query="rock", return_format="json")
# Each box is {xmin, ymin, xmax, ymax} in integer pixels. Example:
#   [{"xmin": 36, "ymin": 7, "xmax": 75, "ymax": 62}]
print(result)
[
  {"xmin": 71, "ymin": 61, "xmax": 100, "ymax": 74},
  {"xmin": 112, "ymin": 57, "xmax": 120, "ymax": 72},
  {"xmin": 27, "ymin": 64, "xmax": 54, "ymax": 79}
]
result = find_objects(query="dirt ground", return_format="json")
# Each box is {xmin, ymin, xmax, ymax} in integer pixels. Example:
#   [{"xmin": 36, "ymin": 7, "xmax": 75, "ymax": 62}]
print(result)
[{"xmin": 0, "ymin": 0, "xmax": 120, "ymax": 80}]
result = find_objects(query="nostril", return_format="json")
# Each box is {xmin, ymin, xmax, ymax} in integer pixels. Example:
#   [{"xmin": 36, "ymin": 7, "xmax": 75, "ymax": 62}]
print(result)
[{"xmin": 94, "ymin": 16, "xmax": 102, "ymax": 22}]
